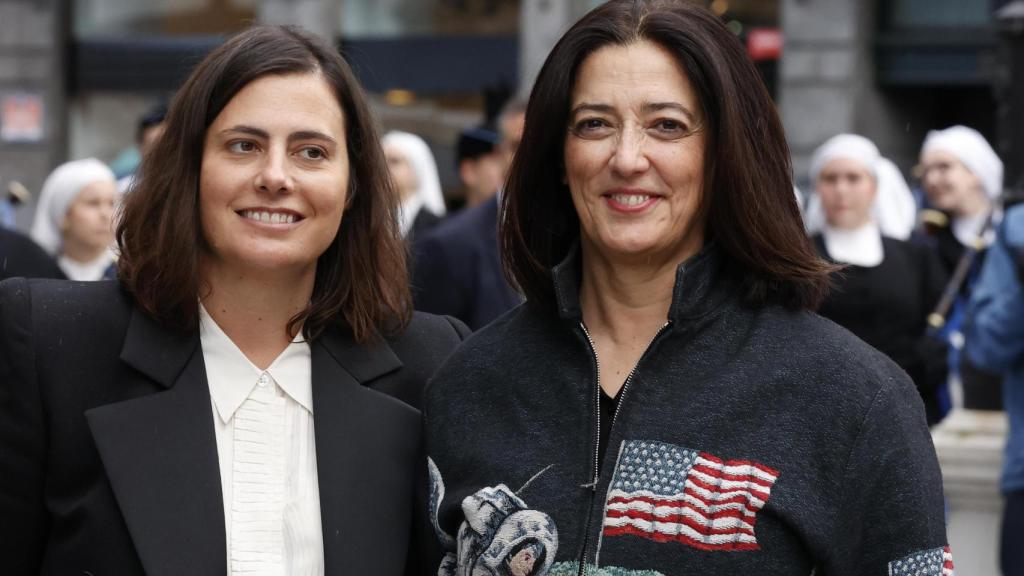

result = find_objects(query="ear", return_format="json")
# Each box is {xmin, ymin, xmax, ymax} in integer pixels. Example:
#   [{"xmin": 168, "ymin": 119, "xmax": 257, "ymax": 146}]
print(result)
[{"xmin": 459, "ymin": 160, "xmax": 476, "ymax": 188}]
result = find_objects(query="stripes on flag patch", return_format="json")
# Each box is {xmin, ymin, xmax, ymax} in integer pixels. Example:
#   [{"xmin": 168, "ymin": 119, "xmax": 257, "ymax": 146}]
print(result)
[
  {"xmin": 601, "ymin": 440, "xmax": 779, "ymax": 552},
  {"xmin": 888, "ymin": 545, "xmax": 954, "ymax": 576}
]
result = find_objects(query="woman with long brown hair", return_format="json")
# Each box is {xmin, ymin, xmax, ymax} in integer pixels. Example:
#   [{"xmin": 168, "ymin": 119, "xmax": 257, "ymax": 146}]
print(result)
[
  {"xmin": 422, "ymin": 1, "xmax": 950, "ymax": 575},
  {"xmin": 0, "ymin": 25, "xmax": 466, "ymax": 575}
]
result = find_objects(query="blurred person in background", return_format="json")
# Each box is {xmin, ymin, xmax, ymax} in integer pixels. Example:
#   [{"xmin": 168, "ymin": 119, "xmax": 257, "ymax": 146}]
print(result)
[
  {"xmin": 0, "ymin": 179, "xmax": 31, "ymax": 229},
  {"xmin": 0, "ymin": 178, "xmax": 61, "ymax": 280},
  {"xmin": 29, "ymin": 158, "xmax": 118, "ymax": 280},
  {"xmin": 382, "ymin": 130, "xmax": 446, "ymax": 240},
  {"xmin": 411, "ymin": 98, "xmax": 526, "ymax": 330},
  {"xmin": 423, "ymin": 1, "xmax": 951, "ymax": 574},
  {"xmin": 112, "ymin": 101, "xmax": 168, "ymax": 190},
  {"xmin": 453, "ymin": 100, "xmax": 526, "ymax": 210},
  {"xmin": 807, "ymin": 134, "xmax": 948, "ymax": 424},
  {"xmin": 965, "ymin": 203, "xmax": 1024, "ymax": 576},
  {"xmin": 455, "ymin": 125, "xmax": 503, "ymax": 209},
  {"xmin": 917, "ymin": 125, "xmax": 1004, "ymax": 410},
  {"xmin": 0, "ymin": 24, "xmax": 467, "ymax": 575},
  {"xmin": 0, "ymin": 225, "xmax": 64, "ymax": 280}
]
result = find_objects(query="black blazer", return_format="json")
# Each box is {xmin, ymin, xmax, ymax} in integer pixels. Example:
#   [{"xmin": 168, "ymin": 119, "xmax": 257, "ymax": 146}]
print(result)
[{"xmin": 0, "ymin": 278, "xmax": 468, "ymax": 576}]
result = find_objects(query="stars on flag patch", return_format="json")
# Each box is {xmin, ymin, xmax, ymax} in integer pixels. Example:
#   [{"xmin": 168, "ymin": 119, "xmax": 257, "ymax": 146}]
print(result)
[{"xmin": 888, "ymin": 545, "xmax": 954, "ymax": 576}]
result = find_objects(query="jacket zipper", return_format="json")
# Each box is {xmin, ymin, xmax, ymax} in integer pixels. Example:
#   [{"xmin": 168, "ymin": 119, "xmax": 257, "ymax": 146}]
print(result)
[{"xmin": 576, "ymin": 320, "xmax": 671, "ymax": 576}]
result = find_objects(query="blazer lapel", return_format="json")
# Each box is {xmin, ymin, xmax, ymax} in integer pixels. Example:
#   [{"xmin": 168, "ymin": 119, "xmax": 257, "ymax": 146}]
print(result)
[
  {"xmin": 86, "ymin": 308, "xmax": 225, "ymax": 576},
  {"xmin": 313, "ymin": 325, "xmax": 411, "ymax": 574}
]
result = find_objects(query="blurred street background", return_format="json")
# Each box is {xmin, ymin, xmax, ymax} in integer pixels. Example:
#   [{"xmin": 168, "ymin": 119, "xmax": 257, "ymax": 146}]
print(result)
[{"xmin": 0, "ymin": 0, "xmax": 1009, "ymax": 228}]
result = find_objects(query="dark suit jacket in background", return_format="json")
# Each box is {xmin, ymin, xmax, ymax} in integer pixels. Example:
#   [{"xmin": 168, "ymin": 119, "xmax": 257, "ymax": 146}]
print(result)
[
  {"xmin": 408, "ymin": 208, "xmax": 442, "ymax": 243},
  {"xmin": 0, "ymin": 227, "xmax": 64, "ymax": 281},
  {"xmin": 411, "ymin": 195, "xmax": 520, "ymax": 330},
  {"xmin": 0, "ymin": 278, "xmax": 468, "ymax": 576}
]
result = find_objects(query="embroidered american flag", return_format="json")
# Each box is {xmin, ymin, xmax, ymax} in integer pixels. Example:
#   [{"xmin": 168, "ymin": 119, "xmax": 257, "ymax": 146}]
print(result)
[
  {"xmin": 888, "ymin": 545, "xmax": 954, "ymax": 576},
  {"xmin": 602, "ymin": 440, "xmax": 779, "ymax": 551}
]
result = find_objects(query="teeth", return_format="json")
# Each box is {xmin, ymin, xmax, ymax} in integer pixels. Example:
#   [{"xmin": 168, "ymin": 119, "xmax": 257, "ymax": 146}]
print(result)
[
  {"xmin": 242, "ymin": 210, "xmax": 297, "ymax": 224},
  {"xmin": 611, "ymin": 194, "xmax": 651, "ymax": 207}
]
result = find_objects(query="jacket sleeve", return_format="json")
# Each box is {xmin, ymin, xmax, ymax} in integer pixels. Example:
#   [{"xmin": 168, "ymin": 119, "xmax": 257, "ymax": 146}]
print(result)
[
  {"xmin": 0, "ymin": 277, "xmax": 48, "ymax": 573},
  {"xmin": 965, "ymin": 212, "xmax": 1024, "ymax": 374},
  {"xmin": 828, "ymin": 375, "xmax": 950, "ymax": 575}
]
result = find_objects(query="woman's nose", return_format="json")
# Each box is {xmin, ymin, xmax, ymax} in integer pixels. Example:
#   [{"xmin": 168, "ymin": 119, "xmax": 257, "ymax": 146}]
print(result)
[
  {"xmin": 255, "ymin": 149, "xmax": 293, "ymax": 193},
  {"xmin": 609, "ymin": 128, "xmax": 651, "ymax": 177}
]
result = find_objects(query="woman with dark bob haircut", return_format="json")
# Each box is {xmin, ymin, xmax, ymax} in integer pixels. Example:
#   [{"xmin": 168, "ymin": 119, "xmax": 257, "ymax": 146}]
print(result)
[
  {"xmin": 0, "ymin": 25, "xmax": 467, "ymax": 575},
  {"xmin": 422, "ymin": 1, "xmax": 951, "ymax": 575}
]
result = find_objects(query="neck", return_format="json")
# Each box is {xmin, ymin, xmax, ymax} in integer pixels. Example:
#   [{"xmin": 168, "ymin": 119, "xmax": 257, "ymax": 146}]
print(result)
[
  {"xmin": 200, "ymin": 259, "xmax": 316, "ymax": 369},
  {"xmin": 61, "ymin": 239, "xmax": 107, "ymax": 264},
  {"xmin": 578, "ymin": 245, "xmax": 679, "ymax": 341},
  {"xmin": 399, "ymin": 186, "xmax": 415, "ymax": 203},
  {"xmin": 954, "ymin": 191, "xmax": 990, "ymax": 219},
  {"xmin": 826, "ymin": 217, "xmax": 874, "ymax": 233}
]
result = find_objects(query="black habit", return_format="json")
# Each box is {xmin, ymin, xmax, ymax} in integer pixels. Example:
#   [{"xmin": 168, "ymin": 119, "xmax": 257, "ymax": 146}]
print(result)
[{"xmin": 814, "ymin": 235, "xmax": 949, "ymax": 423}]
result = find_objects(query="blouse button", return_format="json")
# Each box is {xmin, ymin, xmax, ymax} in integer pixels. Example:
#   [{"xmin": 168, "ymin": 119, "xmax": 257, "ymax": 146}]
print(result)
[{"xmin": 257, "ymin": 372, "xmax": 269, "ymax": 387}]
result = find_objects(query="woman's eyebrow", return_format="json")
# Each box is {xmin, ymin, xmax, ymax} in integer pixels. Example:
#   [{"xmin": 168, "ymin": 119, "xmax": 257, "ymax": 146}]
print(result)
[
  {"xmin": 288, "ymin": 130, "xmax": 338, "ymax": 146},
  {"xmin": 642, "ymin": 102, "xmax": 698, "ymax": 123},
  {"xmin": 569, "ymin": 103, "xmax": 615, "ymax": 118},
  {"xmin": 569, "ymin": 102, "xmax": 699, "ymax": 124},
  {"xmin": 218, "ymin": 125, "xmax": 268, "ymax": 139},
  {"xmin": 216, "ymin": 125, "xmax": 337, "ymax": 146}
]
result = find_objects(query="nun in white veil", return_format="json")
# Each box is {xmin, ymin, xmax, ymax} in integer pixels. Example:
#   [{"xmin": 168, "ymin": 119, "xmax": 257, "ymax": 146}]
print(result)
[
  {"xmin": 917, "ymin": 125, "xmax": 1003, "ymax": 271},
  {"xmin": 382, "ymin": 131, "xmax": 446, "ymax": 240},
  {"xmin": 916, "ymin": 125, "xmax": 1005, "ymax": 411},
  {"xmin": 804, "ymin": 135, "xmax": 917, "ymax": 243},
  {"xmin": 29, "ymin": 158, "xmax": 119, "ymax": 281},
  {"xmin": 807, "ymin": 134, "xmax": 950, "ymax": 424}
]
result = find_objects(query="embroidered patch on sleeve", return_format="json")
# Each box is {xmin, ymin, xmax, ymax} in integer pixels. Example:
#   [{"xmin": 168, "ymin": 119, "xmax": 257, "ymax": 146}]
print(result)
[
  {"xmin": 602, "ymin": 440, "xmax": 779, "ymax": 552},
  {"xmin": 888, "ymin": 545, "xmax": 954, "ymax": 576}
]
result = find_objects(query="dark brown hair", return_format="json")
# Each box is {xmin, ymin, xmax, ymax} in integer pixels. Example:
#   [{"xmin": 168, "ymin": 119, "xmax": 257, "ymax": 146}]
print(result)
[
  {"xmin": 502, "ymin": 0, "xmax": 833, "ymax": 312},
  {"xmin": 117, "ymin": 25, "xmax": 411, "ymax": 343}
]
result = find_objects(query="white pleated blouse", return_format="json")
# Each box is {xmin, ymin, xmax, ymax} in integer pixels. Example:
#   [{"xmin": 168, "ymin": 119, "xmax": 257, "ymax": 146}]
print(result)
[{"xmin": 199, "ymin": 305, "xmax": 324, "ymax": 576}]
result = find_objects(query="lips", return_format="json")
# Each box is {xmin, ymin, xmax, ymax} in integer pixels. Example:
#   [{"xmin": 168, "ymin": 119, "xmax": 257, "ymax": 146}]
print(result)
[
  {"xmin": 237, "ymin": 208, "xmax": 303, "ymax": 225},
  {"xmin": 603, "ymin": 189, "xmax": 661, "ymax": 212}
]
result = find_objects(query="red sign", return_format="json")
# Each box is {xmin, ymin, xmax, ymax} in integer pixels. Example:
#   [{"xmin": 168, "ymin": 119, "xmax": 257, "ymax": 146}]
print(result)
[{"xmin": 747, "ymin": 28, "xmax": 782, "ymax": 62}]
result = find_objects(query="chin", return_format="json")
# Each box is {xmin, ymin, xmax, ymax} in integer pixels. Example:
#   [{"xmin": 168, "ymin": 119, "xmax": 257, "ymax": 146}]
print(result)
[
  {"xmin": 229, "ymin": 251, "xmax": 318, "ymax": 274},
  {"xmin": 926, "ymin": 194, "xmax": 953, "ymax": 212}
]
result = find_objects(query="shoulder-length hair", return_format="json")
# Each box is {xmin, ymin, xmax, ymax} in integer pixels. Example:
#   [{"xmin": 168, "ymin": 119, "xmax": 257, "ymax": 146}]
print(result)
[
  {"xmin": 502, "ymin": 0, "xmax": 832, "ymax": 312},
  {"xmin": 117, "ymin": 25, "xmax": 410, "ymax": 343}
]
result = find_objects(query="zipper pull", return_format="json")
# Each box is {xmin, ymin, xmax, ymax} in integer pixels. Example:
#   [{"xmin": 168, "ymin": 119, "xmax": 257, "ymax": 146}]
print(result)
[{"xmin": 579, "ymin": 480, "xmax": 598, "ymax": 491}]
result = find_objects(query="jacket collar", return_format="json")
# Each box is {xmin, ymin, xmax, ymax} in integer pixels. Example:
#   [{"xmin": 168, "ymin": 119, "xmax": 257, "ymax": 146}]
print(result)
[
  {"xmin": 551, "ymin": 240, "xmax": 726, "ymax": 324},
  {"xmin": 119, "ymin": 307, "xmax": 403, "ymax": 391},
  {"xmin": 120, "ymin": 305, "xmax": 198, "ymax": 388}
]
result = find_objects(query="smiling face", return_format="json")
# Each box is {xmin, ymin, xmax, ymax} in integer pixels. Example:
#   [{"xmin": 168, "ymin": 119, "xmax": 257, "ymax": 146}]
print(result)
[
  {"xmin": 918, "ymin": 149, "xmax": 985, "ymax": 215},
  {"xmin": 816, "ymin": 158, "xmax": 877, "ymax": 230},
  {"xmin": 564, "ymin": 40, "xmax": 707, "ymax": 266},
  {"xmin": 199, "ymin": 72, "xmax": 349, "ymax": 281}
]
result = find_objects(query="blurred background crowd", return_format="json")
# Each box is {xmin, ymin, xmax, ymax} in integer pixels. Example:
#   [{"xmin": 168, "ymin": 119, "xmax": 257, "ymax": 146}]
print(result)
[{"xmin": 2, "ymin": 0, "xmax": 1024, "ymax": 573}]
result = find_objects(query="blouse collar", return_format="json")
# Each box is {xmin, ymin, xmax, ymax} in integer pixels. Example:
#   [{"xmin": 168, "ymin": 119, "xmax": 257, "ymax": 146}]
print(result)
[{"xmin": 198, "ymin": 303, "xmax": 313, "ymax": 424}]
